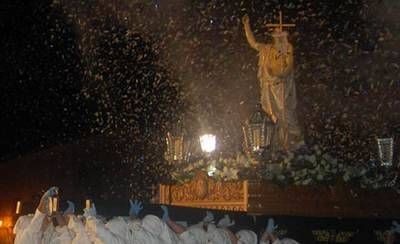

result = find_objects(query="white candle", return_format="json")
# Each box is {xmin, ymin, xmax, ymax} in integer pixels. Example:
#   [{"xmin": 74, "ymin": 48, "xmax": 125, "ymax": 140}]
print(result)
[
  {"xmin": 53, "ymin": 197, "xmax": 58, "ymax": 212},
  {"xmin": 49, "ymin": 198, "xmax": 53, "ymax": 214},
  {"xmin": 16, "ymin": 201, "xmax": 21, "ymax": 214},
  {"xmin": 85, "ymin": 199, "xmax": 91, "ymax": 209}
]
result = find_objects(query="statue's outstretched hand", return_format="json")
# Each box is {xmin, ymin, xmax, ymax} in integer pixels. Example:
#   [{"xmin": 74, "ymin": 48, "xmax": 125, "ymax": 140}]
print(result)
[{"xmin": 242, "ymin": 14, "xmax": 249, "ymax": 25}]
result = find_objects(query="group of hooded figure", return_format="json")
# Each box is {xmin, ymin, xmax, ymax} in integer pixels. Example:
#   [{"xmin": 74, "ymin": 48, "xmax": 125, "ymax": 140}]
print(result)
[{"xmin": 13, "ymin": 187, "xmax": 301, "ymax": 244}]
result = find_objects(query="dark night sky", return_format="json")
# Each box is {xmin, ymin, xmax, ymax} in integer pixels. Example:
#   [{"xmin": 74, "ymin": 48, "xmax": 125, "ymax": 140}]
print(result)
[
  {"xmin": 0, "ymin": 0, "xmax": 399, "ymax": 162},
  {"xmin": 0, "ymin": 1, "xmax": 87, "ymax": 160}
]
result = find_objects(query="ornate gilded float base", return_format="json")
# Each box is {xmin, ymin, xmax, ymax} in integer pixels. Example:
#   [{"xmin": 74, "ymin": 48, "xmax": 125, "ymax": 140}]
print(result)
[
  {"xmin": 159, "ymin": 172, "xmax": 248, "ymax": 212},
  {"xmin": 159, "ymin": 172, "xmax": 400, "ymax": 218}
]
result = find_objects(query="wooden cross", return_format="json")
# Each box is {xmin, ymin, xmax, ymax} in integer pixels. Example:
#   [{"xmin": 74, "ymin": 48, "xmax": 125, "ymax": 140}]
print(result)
[{"xmin": 266, "ymin": 11, "xmax": 295, "ymax": 33}]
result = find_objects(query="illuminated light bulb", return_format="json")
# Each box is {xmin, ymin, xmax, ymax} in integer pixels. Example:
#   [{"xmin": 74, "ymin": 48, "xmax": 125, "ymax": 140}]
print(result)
[{"xmin": 199, "ymin": 134, "xmax": 216, "ymax": 153}]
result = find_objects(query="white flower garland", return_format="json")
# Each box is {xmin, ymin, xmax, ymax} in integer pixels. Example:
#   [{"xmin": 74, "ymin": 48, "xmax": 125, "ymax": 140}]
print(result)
[{"xmin": 170, "ymin": 145, "xmax": 399, "ymax": 193}]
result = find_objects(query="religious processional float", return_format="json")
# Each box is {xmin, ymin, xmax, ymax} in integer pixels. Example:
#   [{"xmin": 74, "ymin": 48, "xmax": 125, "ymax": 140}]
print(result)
[{"xmin": 157, "ymin": 12, "xmax": 400, "ymax": 218}]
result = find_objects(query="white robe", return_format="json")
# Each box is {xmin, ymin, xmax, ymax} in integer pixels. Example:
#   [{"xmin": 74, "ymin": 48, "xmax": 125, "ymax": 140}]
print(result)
[
  {"xmin": 236, "ymin": 230, "xmax": 257, "ymax": 244},
  {"xmin": 127, "ymin": 218, "xmax": 164, "ymax": 244},
  {"xmin": 180, "ymin": 225, "xmax": 208, "ymax": 244},
  {"xmin": 16, "ymin": 209, "xmax": 46, "ymax": 244},
  {"xmin": 85, "ymin": 216, "xmax": 126, "ymax": 244},
  {"xmin": 206, "ymin": 224, "xmax": 233, "ymax": 244},
  {"xmin": 68, "ymin": 215, "xmax": 91, "ymax": 244},
  {"xmin": 42, "ymin": 223, "xmax": 72, "ymax": 244},
  {"xmin": 141, "ymin": 215, "xmax": 180, "ymax": 244},
  {"xmin": 13, "ymin": 215, "xmax": 34, "ymax": 244}
]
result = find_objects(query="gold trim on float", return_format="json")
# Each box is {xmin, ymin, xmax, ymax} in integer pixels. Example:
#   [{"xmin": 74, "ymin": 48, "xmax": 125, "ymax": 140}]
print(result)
[{"xmin": 159, "ymin": 171, "xmax": 248, "ymax": 212}]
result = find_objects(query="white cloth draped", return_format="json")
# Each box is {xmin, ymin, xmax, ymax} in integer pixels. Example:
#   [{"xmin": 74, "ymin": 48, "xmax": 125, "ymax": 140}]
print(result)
[
  {"xmin": 68, "ymin": 215, "xmax": 91, "ymax": 244},
  {"xmin": 13, "ymin": 214, "xmax": 34, "ymax": 244},
  {"xmin": 206, "ymin": 224, "xmax": 233, "ymax": 244},
  {"xmin": 16, "ymin": 209, "xmax": 46, "ymax": 244},
  {"xmin": 141, "ymin": 215, "xmax": 180, "ymax": 244},
  {"xmin": 180, "ymin": 225, "xmax": 208, "ymax": 244},
  {"xmin": 86, "ymin": 216, "xmax": 127, "ymax": 244},
  {"xmin": 236, "ymin": 230, "xmax": 257, "ymax": 244}
]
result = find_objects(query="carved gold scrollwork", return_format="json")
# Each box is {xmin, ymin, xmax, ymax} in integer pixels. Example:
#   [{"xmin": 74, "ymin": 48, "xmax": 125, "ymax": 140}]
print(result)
[
  {"xmin": 159, "ymin": 171, "xmax": 247, "ymax": 211},
  {"xmin": 193, "ymin": 171, "xmax": 208, "ymax": 199}
]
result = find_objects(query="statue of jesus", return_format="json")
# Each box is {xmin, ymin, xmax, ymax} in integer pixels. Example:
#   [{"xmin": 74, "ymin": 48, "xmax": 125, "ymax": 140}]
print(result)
[{"xmin": 242, "ymin": 14, "xmax": 302, "ymax": 151}]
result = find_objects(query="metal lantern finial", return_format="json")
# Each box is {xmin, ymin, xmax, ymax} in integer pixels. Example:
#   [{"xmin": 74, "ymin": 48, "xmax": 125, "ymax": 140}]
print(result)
[{"xmin": 243, "ymin": 103, "xmax": 275, "ymax": 157}]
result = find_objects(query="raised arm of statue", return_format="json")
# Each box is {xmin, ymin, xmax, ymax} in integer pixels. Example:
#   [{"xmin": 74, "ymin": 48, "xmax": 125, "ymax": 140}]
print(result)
[{"xmin": 242, "ymin": 15, "xmax": 262, "ymax": 50}]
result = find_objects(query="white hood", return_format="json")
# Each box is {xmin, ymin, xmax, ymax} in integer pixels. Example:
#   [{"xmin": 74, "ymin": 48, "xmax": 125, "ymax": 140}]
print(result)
[{"xmin": 236, "ymin": 230, "xmax": 258, "ymax": 244}]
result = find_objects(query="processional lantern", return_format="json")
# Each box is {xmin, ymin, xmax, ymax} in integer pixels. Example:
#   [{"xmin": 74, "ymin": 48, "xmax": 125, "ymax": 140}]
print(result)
[
  {"xmin": 377, "ymin": 137, "xmax": 394, "ymax": 167},
  {"xmin": 243, "ymin": 103, "xmax": 275, "ymax": 156},
  {"xmin": 166, "ymin": 131, "xmax": 184, "ymax": 162},
  {"xmin": 165, "ymin": 120, "xmax": 191, "ymax": 163},
  {"xmin": 199, "ymin": 133, "xmax": 217, "ymax": 176},
  {"xmin": 199, "ymin": 134, "xmax": 217, "ymax": 154}
]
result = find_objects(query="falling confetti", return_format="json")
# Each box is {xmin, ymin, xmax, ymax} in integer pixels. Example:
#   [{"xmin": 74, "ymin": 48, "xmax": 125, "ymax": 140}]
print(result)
[{"xmin": 0, "ymin": 0, "xmax": 399, "ymax": 201}]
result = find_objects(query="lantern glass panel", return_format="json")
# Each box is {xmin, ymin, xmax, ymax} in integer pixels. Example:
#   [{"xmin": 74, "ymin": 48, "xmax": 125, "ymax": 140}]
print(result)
[
  {"xmin": 243, "ymin": 104, "xmax": 275, "ymax": 154},
  {"xmin": 377, "ymin": 137, "xmax": 393, "ymax": 167},
  {"xmin": 166, "ymin": 132, "xmax": 185, "ymax": 162}
]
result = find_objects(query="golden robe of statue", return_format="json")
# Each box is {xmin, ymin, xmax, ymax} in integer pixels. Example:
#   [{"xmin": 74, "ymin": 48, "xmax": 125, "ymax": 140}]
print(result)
[{"xmin": 242, "ymin": 15, "xmax": 302, "ymax": 151}]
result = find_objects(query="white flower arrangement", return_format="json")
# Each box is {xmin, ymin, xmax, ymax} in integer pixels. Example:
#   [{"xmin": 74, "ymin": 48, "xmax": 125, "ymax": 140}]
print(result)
[{"xmin": 170, "ymin": 145, "xmax": 399, "ymax": 193}]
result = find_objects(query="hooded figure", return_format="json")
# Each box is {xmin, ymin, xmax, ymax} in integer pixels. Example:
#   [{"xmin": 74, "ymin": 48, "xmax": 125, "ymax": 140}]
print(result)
[
  {"xmin": 106, "ymin": 217, "xmax": 131, "ymax": 240},
  {"xmin": 15, "ymin": 209, "xmax": 47, "ymax": 244},
  {"xmin": 16, "ymin": 187, "xmax": 59, "ymax": 244},
  {"xmin": 126, "ymin": 218, "xmax": 163, "ymax": 244},
  {"xmin": 41, "ymin": 222, "xmax": 56, "ymax": 244},
  {"xmin": 85, "ymin": 216, "xmax": 127, "ymax": 244},
  {"xmin": 41, "ymin": 217, "xmax": 72, "ymax": 244},
  {"xmin": 236, "ymin": 230, "xmax": 257, "ymax": 244},
  {"xmin": 260, "ymin": 218, "xmax": 299, "ymax": 244},
  {"xmin": 180, "ymin": 225, "xmax": 208, "ymax": 244},
  {"xmin": 68, "ymin": 215, "xmax": 91, "ymax": 244},
  {"xmin": 13, "ymin": 214, "xmax": 34, "ymax": 244},
  {"xmin": 206, "ymin": 224, "xmax": 234, "ymax": 244},
  {"xmin": 141, "ymin": 214, "xmax": 180, "ymax": 244}
]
